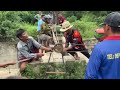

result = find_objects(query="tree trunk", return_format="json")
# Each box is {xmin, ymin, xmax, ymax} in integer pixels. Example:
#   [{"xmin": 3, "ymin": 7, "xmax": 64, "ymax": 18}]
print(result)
[{"xmin": 52, "ymin": 11, "xmax": 59, "ymax": 24}]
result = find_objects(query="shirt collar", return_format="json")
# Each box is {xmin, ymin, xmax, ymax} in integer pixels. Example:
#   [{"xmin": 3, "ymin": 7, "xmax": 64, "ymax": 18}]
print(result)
[
  {"xmin": 104, "ymin": 36, "xmax": 120, "ymax": 40},
  {"xmin": 20, "ymin": 39, "xmax": 30, "ymax": 46}
]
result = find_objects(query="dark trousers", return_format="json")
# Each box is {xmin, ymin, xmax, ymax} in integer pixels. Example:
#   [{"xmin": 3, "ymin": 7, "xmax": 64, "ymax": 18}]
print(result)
[{"xmin": 67, "ymin": 48, "xmax": 90, "ymax": 58}]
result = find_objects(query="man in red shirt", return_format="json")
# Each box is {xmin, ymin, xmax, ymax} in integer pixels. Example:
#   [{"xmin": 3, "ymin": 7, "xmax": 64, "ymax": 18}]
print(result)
[{"xmin": 60, "ymin": 21, "xmax": 90, "ymax": 60}]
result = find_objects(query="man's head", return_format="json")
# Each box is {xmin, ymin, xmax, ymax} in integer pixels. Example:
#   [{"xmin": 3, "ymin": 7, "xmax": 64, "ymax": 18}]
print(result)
[
  {"xmin": 60, "ymin": 21, "xmax": 73, "ymax": 33},
  {"xmin": 103, "ymin": 12, "xmax": 120, "ymax": 36},
  {"xmin": 16, "ymin": 29, "xmax": 28, "ymax": 41},
  {"xmin": 43, "ymin": 15, "xmax": 52, "ymax": 24},
  {"xmin": 41, "ymin": 14, "xmax": 45, "ymax": 20}
]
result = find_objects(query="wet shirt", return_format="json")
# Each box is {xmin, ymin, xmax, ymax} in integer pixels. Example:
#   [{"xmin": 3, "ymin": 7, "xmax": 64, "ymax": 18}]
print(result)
[{"xmin": 17, "ymin": 36, "xmax": 42, "ymax": 60}]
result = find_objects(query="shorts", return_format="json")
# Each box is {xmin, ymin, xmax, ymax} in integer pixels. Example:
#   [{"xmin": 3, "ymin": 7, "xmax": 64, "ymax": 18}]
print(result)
[{"xmin": 39, "ymin": 34, "xmax": 51, "ymax": 41}]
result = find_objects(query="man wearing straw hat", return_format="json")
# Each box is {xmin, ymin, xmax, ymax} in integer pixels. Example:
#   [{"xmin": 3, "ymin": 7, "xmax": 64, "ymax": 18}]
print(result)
[{"xmin": 60, "ymin": 21, "xmax": 90, "ymax": 60}]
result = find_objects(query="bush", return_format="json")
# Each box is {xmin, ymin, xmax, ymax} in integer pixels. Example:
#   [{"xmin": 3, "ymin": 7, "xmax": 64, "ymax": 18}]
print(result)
[
  {"xmin": 67, "ymin": 15, "xmax": 77, "ymax": 23},
  {"xmin": 18, "ymin": 23, "xmax": 38, "ymax": 39},
  {"xmin": 0, "ymin": 11, "xmax": 37, "ymax": 38},
  {"xmin": 72, "ymin": 20, "xmax": 98, "ymax": 39},
  {"xmin": 4, "ymin": 11, "xmax": 22, "ymax": 22},
  {"xmin": 0, "ymin": 20, "xmax": 21, "ymax": 39},
  {"xmin": 18, "ymin": 11, "xmax": 37, "ymax": 23},
  {"xmin": 0, "ymin": 11, "xmax": 21, "ymax": 38},
  {"xmin": 21, "ymin": 61, "xmax": 87, "ymax": 79},
  {"xmin": 0, "ymin": 11, "xmax": 107, "ymax": 40},
  {"xmin": 22, "ymin": 64, "xmax": 37, "ymax": 79},
  {"xmin": 80, "ymin": 12, "xmax": 96, "ymax": 22}
]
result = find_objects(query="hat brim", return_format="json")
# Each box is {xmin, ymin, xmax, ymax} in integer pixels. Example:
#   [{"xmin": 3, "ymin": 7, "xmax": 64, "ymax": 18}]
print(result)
[{"xmin": 60, "ymin": 25, "xmax": 73, "ymax": 32}]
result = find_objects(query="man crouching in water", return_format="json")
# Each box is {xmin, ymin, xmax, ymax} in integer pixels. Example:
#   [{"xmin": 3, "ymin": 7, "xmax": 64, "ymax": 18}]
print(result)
[{"xmin": 16, "ymin": 29, "xmax": 52, "ymax": 73}]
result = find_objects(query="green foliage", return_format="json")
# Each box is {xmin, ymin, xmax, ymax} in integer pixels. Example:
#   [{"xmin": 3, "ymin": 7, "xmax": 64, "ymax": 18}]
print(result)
[
  {"xmin": 4, "ymin": 11, "xmax": 22, "ymax": 22},
  {"xmin": 63, "ymin": 11, "xmax": 84, "ymax": 19},
  {"xmin": 67, "ymin": 15, "xmax": 77, "ymax": 23},
  {"xmin": 21, "ymin": 61, "xmax": 87, "ymax": 79},
  {"xmin": 18, "ymin": 23, "xmax": 37, "ymax": 39},
  {"xmin": 0, "ymin": 12, "xmax": 16, "ymax": 36},
  {"xmin": 0, "ymin": 11, "xmax": 37, "ymax": 39},
  {"xmin": 22, "ymin": 64, "xmax": 37, "ymax": 79},
  {"xmin": 0, "ymin": 11, "xmax": 118, "ymax": 40},
  {"xmin": 80, "ymin": 13, "xmax": 96, "ymax": 22},
  {"xmin": 72, "ymin": 20, "xmax": 98, "ymax": 39},
  {"xmin": 18, "ymin": 11, "xmax": 37, "ymax": 23},
  {"xmin": 65, "ymin": 61, "xmax": 87, "ymax": 79}
]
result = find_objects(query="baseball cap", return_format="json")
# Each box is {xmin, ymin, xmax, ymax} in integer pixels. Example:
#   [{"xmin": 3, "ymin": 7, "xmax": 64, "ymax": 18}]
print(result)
[{"xmin": 103, "ymin": 12, "xmax": 120, "ymax": 27}]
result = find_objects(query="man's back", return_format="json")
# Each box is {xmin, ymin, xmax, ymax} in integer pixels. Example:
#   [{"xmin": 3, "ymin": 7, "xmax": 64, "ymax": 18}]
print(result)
[{"xmin": 85, "ymin": 37, "xmax": 120, "ymax": 79}]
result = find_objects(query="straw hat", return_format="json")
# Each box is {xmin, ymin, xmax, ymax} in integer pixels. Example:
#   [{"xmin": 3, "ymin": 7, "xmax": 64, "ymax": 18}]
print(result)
[{"xmin": 60, "ymin": 21, "xmax": 73, "ymax": 32}]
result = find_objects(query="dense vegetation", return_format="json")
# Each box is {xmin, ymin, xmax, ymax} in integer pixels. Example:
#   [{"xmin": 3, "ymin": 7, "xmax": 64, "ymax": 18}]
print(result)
[
  {"xmin": 0, "ymin": 11, "xmax": 117, "ymax": 79},
  {"xmin": 22, "ymin": 61, "xmax": 87, "ymax": 79},
  {"xmin": 0, "ymin": 11, "xmax": 115, "ymax": 40}
]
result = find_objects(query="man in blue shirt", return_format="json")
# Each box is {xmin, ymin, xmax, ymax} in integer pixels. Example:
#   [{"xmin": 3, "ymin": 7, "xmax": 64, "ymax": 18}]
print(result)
[
  {"xmin": 85, "ymin": 12, "xmax": 120, "ymax": 79},
  {"xmin": 37, "ymin": 15, "xmax": 45, "ymax": 32}
]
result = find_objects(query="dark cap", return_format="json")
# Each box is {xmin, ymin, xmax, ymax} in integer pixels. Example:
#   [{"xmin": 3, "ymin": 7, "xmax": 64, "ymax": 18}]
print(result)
[{"xmin": 103, "ymin": 12, "xmax": 120, "ymax": 27}]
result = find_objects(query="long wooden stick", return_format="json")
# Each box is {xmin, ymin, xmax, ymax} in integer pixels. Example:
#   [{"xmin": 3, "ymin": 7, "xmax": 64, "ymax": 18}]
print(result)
[
  {"xmin": 51, "ymin": 25, "xmax": 58, "ymax": 44},
  {"xmin": 0, "ymin": 59, "xmax": 30, "ymax": 68}
]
